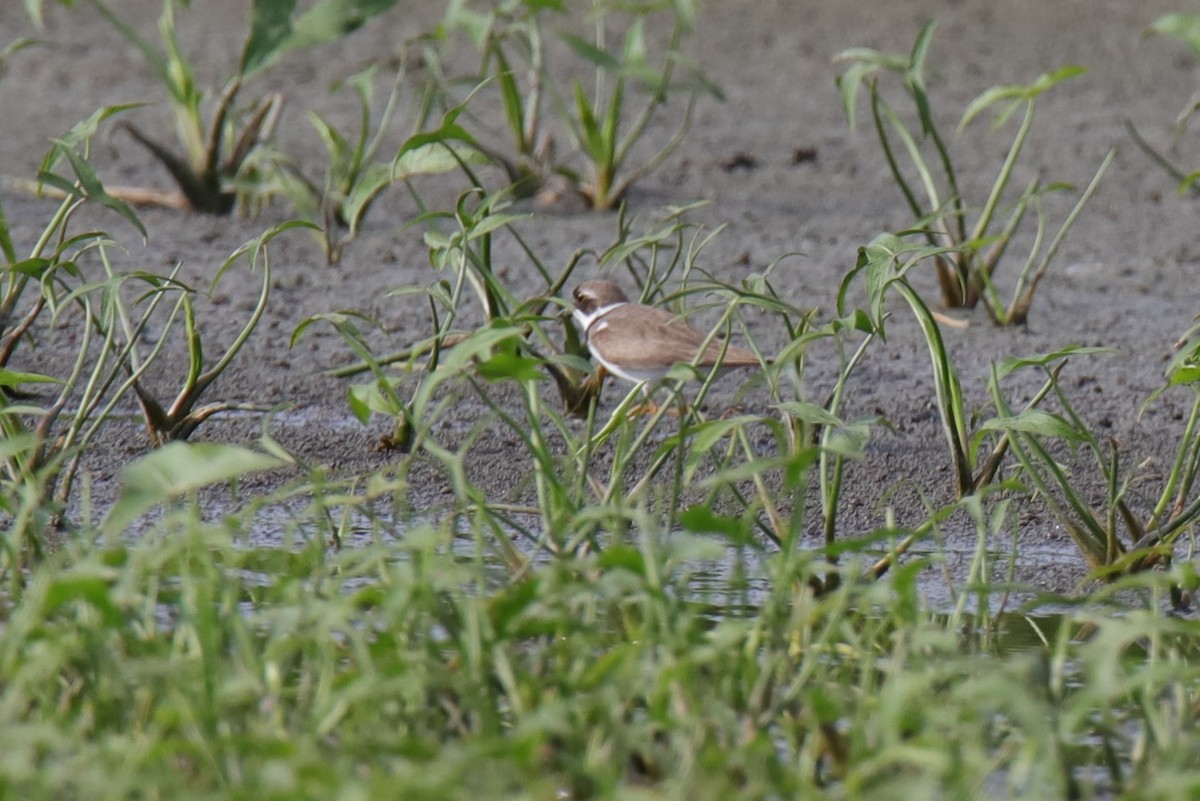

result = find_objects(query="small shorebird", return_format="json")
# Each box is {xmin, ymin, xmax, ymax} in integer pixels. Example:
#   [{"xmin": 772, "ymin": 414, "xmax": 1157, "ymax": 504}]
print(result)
[{"xmin": 571, "ymin": 280, "xmax": 760, "ymax": 407}]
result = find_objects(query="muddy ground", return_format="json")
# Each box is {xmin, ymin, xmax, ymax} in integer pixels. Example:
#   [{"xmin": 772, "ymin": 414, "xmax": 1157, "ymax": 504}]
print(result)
[{"xmin": 3, "ymin": 0, "xmax": 1199, "ymax": 597}]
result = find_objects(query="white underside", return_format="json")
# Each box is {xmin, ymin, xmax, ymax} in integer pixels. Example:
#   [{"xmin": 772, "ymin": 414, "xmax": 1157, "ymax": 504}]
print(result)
[{"xmin": 591, "ymin": 349, "xmax": 661, "ymax": 384}]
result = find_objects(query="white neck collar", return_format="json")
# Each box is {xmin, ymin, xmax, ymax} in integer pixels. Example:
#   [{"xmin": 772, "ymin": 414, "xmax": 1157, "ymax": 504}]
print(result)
[{"xmin": 573, "ymin": 301, "xmax": 626, "ymax": 334}]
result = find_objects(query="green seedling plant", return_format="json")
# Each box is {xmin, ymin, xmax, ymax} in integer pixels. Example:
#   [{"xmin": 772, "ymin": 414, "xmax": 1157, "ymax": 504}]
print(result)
[
  {"xmin": 430, "ymin": 0, "xmax": 719, "ymax": 209},
  {"xmin": 12, "ymin": 435, "xmax": 1200, "ymax": 798},
  {"xmin": 3, "ymin": 104, "xmax": 144, "ymax": 373},
  {"xmin": 557, "ymin": 2, "xmax": 717, "ymax": 210},
  {"xmin": 30, "ymin": 0, "xmax": 410, "ymax": 214},
  {"xmin": 111, "ymin": 221, "xmax": 308, "ymax": 446},
  {"xmin": 258, "ymin": 66, "xmax": 400, "ymax": 262},
  {"xmin": 837, "ymin": 21, "xmax": 1109, "ymax": 323},
  {"xmin": 426, "ymin": 0, "xmax": 557, "ymax": 198},
  {"xmin": 297, "ymin": 184, "xmax": 596, "ymax": 454},
  {"xmin": 404, "ymin": 185, "xmax": 596, "ymax": 418},
  {"xmin": 1128, "ymin": 14, "xmax": 1200, "ymax": 195},
  {"xmin": 988, "ymin": 317, "xmax": 1200, "ymax": 577},
  {"xmin": 748, "ymin": 262, "xmax": 879, "ymax": 557},
  {"xmin": 82, "ymin": 0, "xmax": 280, "ymax": 214},
  {"xmin": 0, "ymin": 114, "xmax": 148, "ymax": 549},
  {"xmin": 840, "ymin": 233, "xmax": 1080, "ymax": 499},
  {"xmin": 269, "ymin": 65, "xmax": 487, "ymax": 264}
]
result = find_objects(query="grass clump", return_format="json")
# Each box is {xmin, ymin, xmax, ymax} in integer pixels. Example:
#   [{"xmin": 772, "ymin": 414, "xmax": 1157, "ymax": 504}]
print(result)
[
  {"xmin": 988, "ymin": 314, "xmax": 1200, "ymax": 577},
  {"xmin": 1, "ymin": 111, "xmax": 293, "ymax": 565},
  {"xmin": 27, "ymin": 0, "xmax": 410, "ymax": 216},
  {"xmin": 839, "ymin": 232, "xmax": 1097, "ymax": 499},
  {"xmin": 423, "ymin": 0, "xmax": 720, "ymax": 209},
  {"xmin": 4, "ymin": 444, "xmax": 1200, "ymax": 799},
  {"xmin": 837, "ymin": 21, "xmax": 1111, "ymax": 324},
  {"xmin": 1, "ymin": 116, "xmax": 147, "ymax": 547}
]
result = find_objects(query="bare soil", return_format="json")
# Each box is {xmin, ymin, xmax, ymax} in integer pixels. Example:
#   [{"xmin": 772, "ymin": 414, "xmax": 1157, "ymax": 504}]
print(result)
[{"xmin": 4, "ymin": 0, "xmax": 1199, "ymax": 597}]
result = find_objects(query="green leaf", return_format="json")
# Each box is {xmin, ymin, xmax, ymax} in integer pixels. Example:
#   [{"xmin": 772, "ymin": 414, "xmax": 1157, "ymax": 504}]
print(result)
[
  {"xmin": 1148, "ymin": 13, "xmax": 1200, "ymax": 60},
  {"xmin": 838, "ymin": 232, "xmax": 958, "ymax": 331},
  {"xmin": 103, "ymin": 442, "xmax": 286, "ymax": 535},
  {"xmin": 679, "ymin": 505, "xmax": 746, "ymax": 541},
  {"xmin": 908, "ymin": 19, "xmax": 937, "ymax": 76},
  {"xmin": 995, "ymin": 345, "xmax": 1112, "ymax": 379},
  {"xmin": 43, "ymin": 572, "xmax": 122, "ymax": 627},
  {"xmin": 980, "ymin": 409, "xmax": 1086, "ymax": 442},
  {"xmin": 560, "ymin": 32, "xmax": 621, "ymax": 72},
  {"xmin": 476, "ymin": 350, "xmax": 544, "ymax": 382},
  {"xmin": 487, "ymin": 576, "xmax": 540, "ymax": 634},
  {"xmin": 959, "ymin": 66, "xmax": 1085, "ymax": 131},
  {"xmin": 0, "ymin": 431, "xmax": 37, "ymax": 460},
  {"xmin": 824, "ymin": 419, "xmax": 871, "ymax": 460},
  {"xmin": 7, "ymin": 258, "xmax": 53, "ymax": 278},
  {"xmin": 0, "ymin": 198, "xmax": 13, "ymax": 266},
  {"xmin": 688, "ymin": 416, "xmax": 755, "ymax": 455},
  {"xmin": 434, "ymin": 326, "xmax": 527, "ymax": 376},
  {"xmin": 393, "ymin": 141, "xmax": 487, "ymax": 180},
  {"xmin": 1168, "ymin": 365, "xmax": 1200, "ymax": 385},
  {"xmin": 1179, "ymin": 171, "xmax": 1200, "ymax": 195},
  {"xmin": 241, "ymin": 0, "xmax": 401, "ymax": 77},
  {"xmin": 348, "ymin": 379, "xmax": 401, "ymax": 423},
  {"xmin": 835, "ymin": 59, "xmax": 877, "ymax": 129},
  {"xmin": 42, "ymin": 104, "xmax": 142, "ymax": 174},
  {"xmin": 239, "ymin": 0, "xmax": 299, "ymax": 75},
  {"xmin": 342, "ymin": 164, "xmax": 393, "ymax": 233},
  {"xmin": 572, "ymin": 79, "xmax": 604, "ymax": 158},
  {"xmin": 491, "ymin": 48, "xmax": 527, "ymax": 152},
  {"xmin": 598, "ymin": 544, "xmax": 645, "ymax": 574},
  {"xmin": 0, "ymin": 369, "xmax": 62, "ymax": 388},
  {"xmin": 310, "ymin": 111, "xmax": 351, "ymax": 169},
  {"xmin": 43, "ymin": 138, "xmax": 147, "ymax": 240},
  {"xmin": 774, "ymin": 401, "xmax": 842, "ymax": 427}
]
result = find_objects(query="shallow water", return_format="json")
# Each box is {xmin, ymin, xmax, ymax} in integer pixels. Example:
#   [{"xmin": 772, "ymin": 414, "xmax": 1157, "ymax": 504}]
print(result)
[{"xmin": 224, "ymin": 491, "xmax": 1112, "ymax": 659}]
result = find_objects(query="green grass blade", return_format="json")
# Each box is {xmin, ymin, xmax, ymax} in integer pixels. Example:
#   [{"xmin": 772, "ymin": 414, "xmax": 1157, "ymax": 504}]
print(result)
[
  {"xmin": 240, "ymin": 0, "xmax": 300, "ymax": 75},
  {"xmin": 102, "ymin": 442, "xmax": 286, "ymax": 535}
]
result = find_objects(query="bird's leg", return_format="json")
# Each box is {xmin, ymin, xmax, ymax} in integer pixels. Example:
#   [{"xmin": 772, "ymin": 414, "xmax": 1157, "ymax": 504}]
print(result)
[
  {"xmin": 629, "ymin": 382, "xmax": 660, "ymax": 417},
  {"xmin": 579, "ymin": 364, "xmax": 607, "ymax": 403},
  {"xmin": 664, "ymin": 383, "xmax": 692, "ymax": 418}
]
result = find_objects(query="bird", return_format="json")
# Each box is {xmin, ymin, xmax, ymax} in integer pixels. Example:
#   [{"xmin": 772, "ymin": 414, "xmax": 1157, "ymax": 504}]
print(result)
[{"xmin": 570, "ymin": 280, "xmax": 760, "ymax": 407}]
